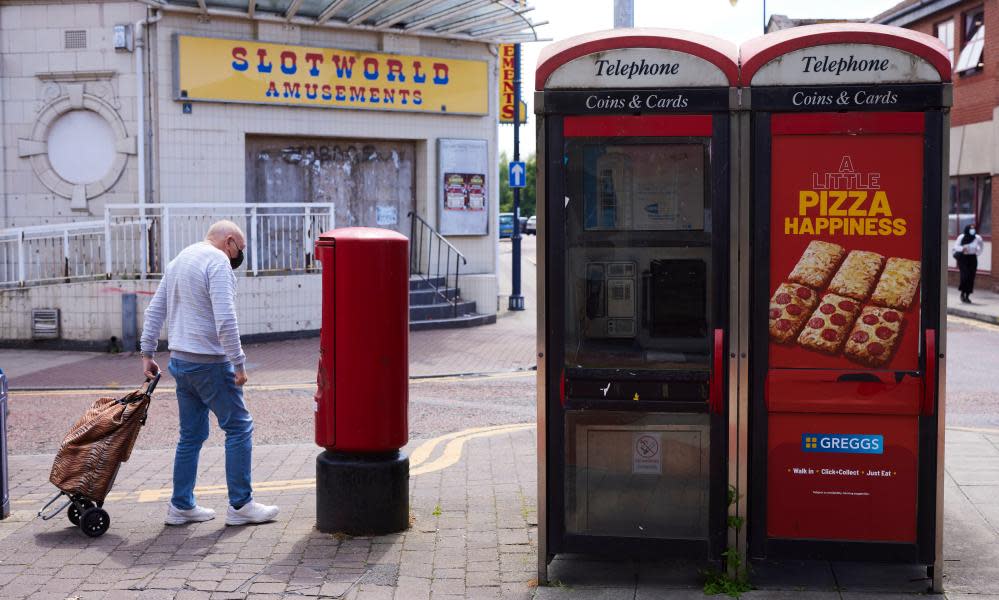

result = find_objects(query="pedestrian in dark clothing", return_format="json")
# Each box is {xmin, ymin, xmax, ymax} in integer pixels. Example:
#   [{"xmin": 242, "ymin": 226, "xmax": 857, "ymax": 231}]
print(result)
[{"xmin": 954, "ymin": 224, "xmax": 984, "ymax": 303}]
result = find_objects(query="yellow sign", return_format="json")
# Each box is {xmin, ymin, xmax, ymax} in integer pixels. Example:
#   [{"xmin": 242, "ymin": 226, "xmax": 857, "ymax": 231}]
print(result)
[
  {"xmin": 499, "ymin": 44, "xmax": 527, "ymax": 123},
  {"xmin": 175, "ymin": 35, "xmax": 488, "ymax": 115}
]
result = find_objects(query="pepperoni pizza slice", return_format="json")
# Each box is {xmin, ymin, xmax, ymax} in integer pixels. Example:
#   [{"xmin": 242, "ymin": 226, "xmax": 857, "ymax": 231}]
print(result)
[
  {"xmin": 844, "ymin": 305, "xmax": 905, "ymax": 367},
  {"xmin": 797, "ymin": 293, "xmax": 862, "ymax": 355},
  {"xmin": 768, "ymin": 282, "xmax": 818, "ymax": 343}
]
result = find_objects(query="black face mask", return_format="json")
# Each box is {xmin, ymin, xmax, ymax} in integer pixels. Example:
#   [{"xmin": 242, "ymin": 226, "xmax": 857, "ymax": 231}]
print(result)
[{"xmin": 228, "ymin": 240, "xmax": 245, "ymax": 270}]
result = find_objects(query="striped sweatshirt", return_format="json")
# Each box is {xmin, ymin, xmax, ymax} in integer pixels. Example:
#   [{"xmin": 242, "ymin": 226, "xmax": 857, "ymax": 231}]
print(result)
[{"xmin": 140, "ymin": 241, "xmax": 246, "ymax": 367}]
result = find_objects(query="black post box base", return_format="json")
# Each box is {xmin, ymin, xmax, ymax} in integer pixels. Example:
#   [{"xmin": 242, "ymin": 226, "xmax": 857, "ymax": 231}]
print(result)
[{"xmin": 316, "ymin": 450, "xmax": 409, "ymax": 536}]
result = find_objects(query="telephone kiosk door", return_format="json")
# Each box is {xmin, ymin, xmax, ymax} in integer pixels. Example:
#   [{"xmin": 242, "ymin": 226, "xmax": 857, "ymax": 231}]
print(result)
[
  {"xmin": 740, "ymin": 25, "xmax": 951, "ymax": 580},
  {"xmin": 546, "ymin": 111, "xmax": 730, "ymax": 560},
  {"xmin": 536, "ymin": 30, "xmax": 738, "ymax": 571}
]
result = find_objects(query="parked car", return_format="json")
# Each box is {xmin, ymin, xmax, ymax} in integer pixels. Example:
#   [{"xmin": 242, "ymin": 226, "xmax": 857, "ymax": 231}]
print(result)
[
  {"xmin": 499, "ymin": 212, "xmax": 515, "ymax": 238},
  {"xmin": 525, "ymin": 215, "xmax": 536, "ymax": 235}
]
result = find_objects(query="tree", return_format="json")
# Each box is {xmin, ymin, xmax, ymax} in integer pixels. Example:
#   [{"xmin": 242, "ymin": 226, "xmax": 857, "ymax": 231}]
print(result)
[{"xmin": 498, "ymin": 152, "xmax": 537, "ymax": 216}]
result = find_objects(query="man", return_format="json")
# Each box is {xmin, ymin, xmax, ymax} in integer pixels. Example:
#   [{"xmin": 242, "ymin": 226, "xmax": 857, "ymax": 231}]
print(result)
[{"xmin": 140, "ymin": 220, "xmax": 278, "ymax": 526}]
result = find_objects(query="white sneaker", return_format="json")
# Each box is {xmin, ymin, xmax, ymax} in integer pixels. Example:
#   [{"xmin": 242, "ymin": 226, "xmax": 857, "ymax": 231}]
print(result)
[
  {"xmin": 165, "ymin": 503, "xmax": 216, "ymax": 525},
  {"xmin": 225, "ymin": 501, "xmax": 279, "ymax": 525}
]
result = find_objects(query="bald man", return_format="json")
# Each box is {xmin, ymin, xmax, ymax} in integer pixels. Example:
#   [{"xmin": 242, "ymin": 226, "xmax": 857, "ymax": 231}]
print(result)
[{"xmin": 140, "ymin": 220, "xmax": 279, "ymax": 526}]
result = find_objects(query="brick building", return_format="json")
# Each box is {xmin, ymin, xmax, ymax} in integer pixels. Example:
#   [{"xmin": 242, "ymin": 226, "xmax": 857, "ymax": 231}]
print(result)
[{"xmin": 876, "ymin": 0, "xmax": 998, "ymax": 290}]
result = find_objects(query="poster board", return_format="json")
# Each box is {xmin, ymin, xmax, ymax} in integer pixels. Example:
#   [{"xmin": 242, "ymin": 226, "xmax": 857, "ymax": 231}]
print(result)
[
  {"xmin": 438, "ymin": 139, "xmax": 489, "ymax": 235},
  {"xmin": 767, "ymin": 128, "xmax": 923, "ymax": 371}
]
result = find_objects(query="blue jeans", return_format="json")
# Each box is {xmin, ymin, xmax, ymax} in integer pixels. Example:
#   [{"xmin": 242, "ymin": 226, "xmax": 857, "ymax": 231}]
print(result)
[{"xmin": 168, "ymin": 358, "xmax": 253, "ymax": 510}]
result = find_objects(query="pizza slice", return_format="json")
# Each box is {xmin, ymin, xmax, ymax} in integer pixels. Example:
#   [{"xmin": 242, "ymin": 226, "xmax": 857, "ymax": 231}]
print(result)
[
  {"xmin": 768, "ymin": 282, "xmax": 818, "ymax": 343},
  {"xmin": 870, "ymin": 257, "xmax": 921, "ymax": 310},
  {"xmin": 827, "ymin": 250, "xmax": 885, "ymax": 301},
  {"xmin": 787, "ymin": 240, "xmax": 846, "ymax": 289},
  {"xmin": 797, "ymin": 293, "xmax": 861, "ymax": 354},
  {"xmin": 844, "ymin": 305, "xmax": 905, "ymax": 367}
]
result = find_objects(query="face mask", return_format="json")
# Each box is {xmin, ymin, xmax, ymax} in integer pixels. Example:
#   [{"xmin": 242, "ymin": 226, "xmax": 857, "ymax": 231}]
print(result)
[
  {"xmin": 228, "ymin": 239, "xmax": 245, "ymax": 270},
  {"xmin": 970, "ymin": 228, "xmax": 976, "ymax": 236}
]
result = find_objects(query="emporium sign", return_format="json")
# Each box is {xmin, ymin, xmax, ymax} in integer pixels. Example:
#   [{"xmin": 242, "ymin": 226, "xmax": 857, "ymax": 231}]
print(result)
[{"xmin": 174, "ymin": 35, "xmax": 488, "ymax": 115}]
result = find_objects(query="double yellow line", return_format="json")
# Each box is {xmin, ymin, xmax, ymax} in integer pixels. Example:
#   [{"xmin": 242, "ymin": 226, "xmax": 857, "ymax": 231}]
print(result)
[{"xmin": 13, "ymin": 422, "xmax": 535, "ymax": 506}]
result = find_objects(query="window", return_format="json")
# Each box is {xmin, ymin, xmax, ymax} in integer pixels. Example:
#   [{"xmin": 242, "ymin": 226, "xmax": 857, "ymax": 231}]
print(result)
[
  {"xmin": 956, "ymin": 6, "xmax": 985, "ymax": 74},
  {"xmin": 935, "ymin": 19, "xmax": 955, "ymax": 65},
  {"xmin": 949, "ymin": 174, "xmax": 992, "ymax": 238}
]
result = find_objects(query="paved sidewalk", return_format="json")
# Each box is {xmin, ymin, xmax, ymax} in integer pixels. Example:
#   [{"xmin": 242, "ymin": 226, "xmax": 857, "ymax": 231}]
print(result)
[
  {"xmin": 2, "ymin": 426, "xmax": 998, "ymax": 599},
  {"xmin": 1, "ymin": 318, "xmax": 537, "ymax": 391},
  {"xmin": 947, "ymin": 285, "xmax": 999, "ymax": 325}
]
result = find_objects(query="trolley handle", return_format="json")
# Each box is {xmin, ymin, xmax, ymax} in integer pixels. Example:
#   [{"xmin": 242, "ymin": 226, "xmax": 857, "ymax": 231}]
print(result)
[{"xmin": 144, "ymin": 372, "xmax": 162, "ymax": 396}]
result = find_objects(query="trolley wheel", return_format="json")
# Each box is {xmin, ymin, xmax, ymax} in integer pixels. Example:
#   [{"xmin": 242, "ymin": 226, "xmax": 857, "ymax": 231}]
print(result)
[
  {"xmin": 68, "ymin": 499, "xmax": 95, "ymax": 526},
  {"xmin": 79, "ymin": 507, "xmax": 110, "ymax": 537}
]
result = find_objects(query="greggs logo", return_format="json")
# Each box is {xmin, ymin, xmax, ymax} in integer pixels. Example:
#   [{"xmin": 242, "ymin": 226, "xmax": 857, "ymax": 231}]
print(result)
[
  {"xmin": 802, "ymin": 433, "xmax": 884, "ymax": 454},
  {"xmin": 784, "ymin": 155, "xmax": 908, "ymax": 237}
]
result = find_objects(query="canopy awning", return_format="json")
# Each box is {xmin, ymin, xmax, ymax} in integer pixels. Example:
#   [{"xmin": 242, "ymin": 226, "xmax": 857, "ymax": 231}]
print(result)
[{"xmin": 139, "ymin": 0, "xmax": 546, "ymax": 43}]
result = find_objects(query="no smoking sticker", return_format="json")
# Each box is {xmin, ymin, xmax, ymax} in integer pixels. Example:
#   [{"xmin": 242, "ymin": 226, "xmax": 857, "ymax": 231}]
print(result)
[{"xmin": 633, "ymin": 432, "xmax": 662, "ymax": 475}]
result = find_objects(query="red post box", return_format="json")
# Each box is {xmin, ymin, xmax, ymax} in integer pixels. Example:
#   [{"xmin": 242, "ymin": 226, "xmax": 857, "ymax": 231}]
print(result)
[
  {"xmin": 313, "ymin": 227, "xmax": 409, "ymax": 535},
  {"xmin": 314, "ymin": 227, "xmax": 408, "ymax": 452}
]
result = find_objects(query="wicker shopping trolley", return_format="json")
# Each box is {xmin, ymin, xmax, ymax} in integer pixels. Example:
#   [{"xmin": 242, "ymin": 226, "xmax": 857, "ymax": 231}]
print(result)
[{"xmin": 38, "ymin": 374, "xmax": 160, "ymax": 537}]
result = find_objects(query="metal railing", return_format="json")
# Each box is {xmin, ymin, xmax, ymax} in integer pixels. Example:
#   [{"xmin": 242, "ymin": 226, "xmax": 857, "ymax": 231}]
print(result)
[
  {"xmin": 408, "ymin": 211, "xmax": 467, "ymax": 317},
  {"xmin": 0, "ymin": 203, "xmax": 334, "ymax": 287}
]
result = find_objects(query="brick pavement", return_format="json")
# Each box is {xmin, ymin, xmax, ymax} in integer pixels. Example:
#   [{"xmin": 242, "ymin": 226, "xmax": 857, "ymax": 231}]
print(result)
[
  {"xmin": 4, "ymin": 424, "xmax": 999, "ymax": 598},
  {"xmin": 0, "ymin": 428, "xmax": 538, "ymax": 600},
  {"xmin": 3, "ymin": 310, "xmax": 536, "ymax": 391}
]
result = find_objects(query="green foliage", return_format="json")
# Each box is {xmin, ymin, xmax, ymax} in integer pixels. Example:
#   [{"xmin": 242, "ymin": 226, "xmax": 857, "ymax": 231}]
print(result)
[
  {"xmin": 703, "ymin": 485, "xmax": 752, "ymax": 597},
  {"xmin": 499, "ymin": 151, "xmax": 537, "ymax": 216},
  {"xmin": 432, "ymin": 504, "xmax": 442, "ymax": 516}
]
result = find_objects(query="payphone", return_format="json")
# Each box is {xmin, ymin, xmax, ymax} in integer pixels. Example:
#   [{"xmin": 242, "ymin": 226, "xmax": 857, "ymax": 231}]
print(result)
[
  {"xmin": 741, "ymin": 24, "xmax": 950, "ymax": 589},
  {"xmin": 535, "ymin": 29, "xmax": 738, "ymax": 578}
]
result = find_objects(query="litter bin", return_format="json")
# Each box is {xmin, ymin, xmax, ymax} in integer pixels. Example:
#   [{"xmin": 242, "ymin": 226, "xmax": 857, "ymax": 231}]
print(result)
[{"xmin": 1, "ymin": 368, "xmax": 9, "ymax": 520}]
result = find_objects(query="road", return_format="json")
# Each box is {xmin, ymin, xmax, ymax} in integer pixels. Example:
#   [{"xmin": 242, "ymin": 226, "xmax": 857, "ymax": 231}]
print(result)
[{"xmin": 6, "ymin": 232, "xmax": 998, "ymax": 454}]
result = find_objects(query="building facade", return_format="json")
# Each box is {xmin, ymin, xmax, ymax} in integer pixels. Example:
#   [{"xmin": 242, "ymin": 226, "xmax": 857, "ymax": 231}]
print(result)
[
  {"xmin": 0, "ymin": 0, "xmax": 540, "ymax": 346},
  {"xmin": 876, "ymin": 0, "xmax": 997, "ymax": 290}
]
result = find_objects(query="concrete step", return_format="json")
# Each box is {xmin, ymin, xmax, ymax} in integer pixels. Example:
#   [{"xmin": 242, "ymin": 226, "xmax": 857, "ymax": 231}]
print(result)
[
  {"xmin": 410, "ymin": 300, "xmax": 476, "ymax": 321},
  {"xmin": 409, "ymin": 275, "xmax": 445, "ymax": 291},
  {"xmin": 409, "ymin": 312, "xmax": 497, "ymax": 331},
  {"xmin": 410, "ymin": 286, "xmax": 458, "ymax": 306}
]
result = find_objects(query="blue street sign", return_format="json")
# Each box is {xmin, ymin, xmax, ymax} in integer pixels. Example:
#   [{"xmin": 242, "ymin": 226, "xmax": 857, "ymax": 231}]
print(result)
[{"xmin": 509, "ymin": 161, "xmax": 526, "ymax": 188}]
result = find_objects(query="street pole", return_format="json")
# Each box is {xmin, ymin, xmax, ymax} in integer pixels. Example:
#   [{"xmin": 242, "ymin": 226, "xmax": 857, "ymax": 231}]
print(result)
[
  {"xmin": 509, "ymin": 42, "xmax": 525, "ymax": 311},
  {"xmin": 614, "ymin": 0, "xmax": 634, "ymax": 28}
]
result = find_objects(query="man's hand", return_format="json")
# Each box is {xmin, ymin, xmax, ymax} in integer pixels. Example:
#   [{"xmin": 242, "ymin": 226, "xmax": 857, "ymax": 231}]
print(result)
[
  {"xmin": 235, "ymin": 366, "xmax": 248, "ymax": 387},
  {"xmin": 142, "ymin": 356, "xmax": 160, "ymax": 379}
]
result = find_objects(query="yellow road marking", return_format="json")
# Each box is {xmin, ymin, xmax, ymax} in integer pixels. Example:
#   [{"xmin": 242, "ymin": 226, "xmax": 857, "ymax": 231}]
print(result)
[
  {"xmin": 8, "ymin": 370, "xmax": 536, "ymax": 397},
  {"xmin": 948, "ymin": 314, "xmax": 999, "ymax": 333},
  {"xmin": 411, "ymin": 423, "xmax": 534, "ymax": 476},
  {"xmin": 13, "ymin": 423, "xmax": 536, "ymax": 506}
]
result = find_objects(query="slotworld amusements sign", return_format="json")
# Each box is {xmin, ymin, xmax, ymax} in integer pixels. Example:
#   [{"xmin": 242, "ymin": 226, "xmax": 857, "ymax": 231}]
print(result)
[{"xmin": 174, "ymin": 35, "xmax": 489, "ymax": 115}]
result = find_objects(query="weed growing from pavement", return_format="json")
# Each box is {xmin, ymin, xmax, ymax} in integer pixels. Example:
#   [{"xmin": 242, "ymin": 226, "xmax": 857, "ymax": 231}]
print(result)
[
  {"xmin": 702, "ymin": 485, "xmax": 752, "ymax": 598},
  {"xmin": 432, "ymin": 504, "xmax": 442, "ymax": 516}
]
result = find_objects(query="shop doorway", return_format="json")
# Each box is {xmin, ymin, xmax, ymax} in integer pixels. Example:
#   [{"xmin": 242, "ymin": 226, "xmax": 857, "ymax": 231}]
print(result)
[{"xmin": 246, "ymin": 136, "xmax": 416, "ymax": 238}]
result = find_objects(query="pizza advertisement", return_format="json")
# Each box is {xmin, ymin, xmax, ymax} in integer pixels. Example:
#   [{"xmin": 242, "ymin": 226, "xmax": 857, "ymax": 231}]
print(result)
[{"xmin": 768, "ymin": 133, "xmax": 923, "ymax": 371}]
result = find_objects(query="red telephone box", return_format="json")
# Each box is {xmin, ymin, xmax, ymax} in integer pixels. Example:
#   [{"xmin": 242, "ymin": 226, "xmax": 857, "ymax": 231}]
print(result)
[
  {"xmin": 314, "ymin": 227, "xmax": 408, "ymax": 452},
  {"xmin": 742, "ymin": 25, "xmax": 950, "ymax": 587}
]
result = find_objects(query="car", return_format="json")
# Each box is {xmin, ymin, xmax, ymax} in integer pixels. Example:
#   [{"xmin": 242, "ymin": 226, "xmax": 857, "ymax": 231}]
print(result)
[
  {"xmin": 525, "ymin": 215, "xmax": 536, "ymax": 235},
  {"xmin": 499, "ymin": 212, "xmax": 515, "ymax": 238}
]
